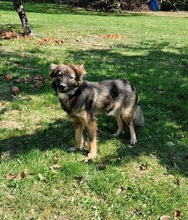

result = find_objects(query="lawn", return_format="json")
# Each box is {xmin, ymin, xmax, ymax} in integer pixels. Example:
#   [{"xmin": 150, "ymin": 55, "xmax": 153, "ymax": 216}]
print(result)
[{"xmin": 0, "ymin": 1, "xmax": 188, "ymax": 219}]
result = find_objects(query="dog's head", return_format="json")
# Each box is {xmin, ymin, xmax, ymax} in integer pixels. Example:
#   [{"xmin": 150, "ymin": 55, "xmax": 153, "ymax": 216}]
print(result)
[{"xmin": 49, "ymin": 63, "xmax": 86, "ymax": 93}]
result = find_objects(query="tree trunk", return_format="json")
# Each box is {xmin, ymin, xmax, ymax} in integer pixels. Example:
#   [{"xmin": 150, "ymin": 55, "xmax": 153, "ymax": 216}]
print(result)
[{"xmin": 13, "ymin": 0, "xmax": 33, "ymax": 36}]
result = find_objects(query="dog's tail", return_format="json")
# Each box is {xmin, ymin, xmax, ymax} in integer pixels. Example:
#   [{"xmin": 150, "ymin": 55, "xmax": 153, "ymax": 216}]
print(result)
[{"xmin": 134, "ymin": 105, "xmax": 144, "ymax": 128}]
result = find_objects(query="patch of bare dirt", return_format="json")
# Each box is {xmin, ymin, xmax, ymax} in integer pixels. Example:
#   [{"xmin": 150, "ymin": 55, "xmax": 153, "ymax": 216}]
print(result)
[{"xmin": 0, "ymin": 110, "xmax": 24, "ymax": 130}]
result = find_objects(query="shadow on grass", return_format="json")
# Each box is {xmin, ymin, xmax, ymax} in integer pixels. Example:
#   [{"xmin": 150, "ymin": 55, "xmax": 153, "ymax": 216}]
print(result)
[
  {"xmin": 0, "ymin": 24, "xmax": 22, "ymax": 31},
  {"xmin": 0, "ymin": 46, "xmax": 52, "ymax": 101},
  {"xmin": 0, "ymin": 39, "xmax": 188, "ymax": 177},
  {"xmin": 0, "ymin": 1, "xmax": 151, "ymax": 17}
]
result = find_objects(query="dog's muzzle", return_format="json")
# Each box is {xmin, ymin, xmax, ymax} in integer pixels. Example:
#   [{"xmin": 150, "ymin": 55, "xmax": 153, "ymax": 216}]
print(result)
[{"xmin": 59, "ymin": 83, "xmax": 67, "ymax": 93}]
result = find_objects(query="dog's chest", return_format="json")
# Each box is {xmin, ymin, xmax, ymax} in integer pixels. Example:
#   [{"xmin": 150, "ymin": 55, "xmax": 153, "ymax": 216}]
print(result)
[
  {"xmin": 58, "ymin": 93, "xmax": 68, "ymax": 101},
  {"xmin": 58, "ymin": 93, "xmax": 70, "ymax": 108}
]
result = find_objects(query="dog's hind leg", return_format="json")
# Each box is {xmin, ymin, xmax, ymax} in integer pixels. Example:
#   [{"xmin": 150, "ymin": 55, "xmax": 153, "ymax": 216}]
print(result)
[
  {"xmin": 113, "ymin": 116, "xmax": 124, "ymax": 137},
  {"xmin": 86, "ymin": 117, "xmax": 97, "ymax": 159},
  {"xmin": 127, "ymin": 120, "xmax": 137, "ymax": 145}
]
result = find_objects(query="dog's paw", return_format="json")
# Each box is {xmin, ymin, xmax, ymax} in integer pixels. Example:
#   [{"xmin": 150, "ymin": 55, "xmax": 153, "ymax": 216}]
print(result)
[
  {"xmin": 113, "ymin": 132, "xmax": 119, "ymax": 137},
  {"xmin": 130, "ymin": 139, "xmax": 137, "ymax": 146},
  {"xmin": 87, "ymin": 152, "xmax": 97, "ymax": 160},
  {"xmin": 66, "ymin": 147, "xmax": 78, "ymax": 153}
]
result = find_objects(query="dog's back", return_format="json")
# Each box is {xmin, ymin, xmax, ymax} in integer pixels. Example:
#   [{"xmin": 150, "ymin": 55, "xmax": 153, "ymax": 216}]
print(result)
[{"xmin": 81, "ymin": 79, "xmax": 138, "ymax": 115}]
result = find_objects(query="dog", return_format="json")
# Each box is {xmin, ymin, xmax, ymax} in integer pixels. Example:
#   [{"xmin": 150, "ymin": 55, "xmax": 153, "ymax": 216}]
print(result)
[{"xmin": 50, "ymin": 63, "xmax": 144, "ymax": 159}]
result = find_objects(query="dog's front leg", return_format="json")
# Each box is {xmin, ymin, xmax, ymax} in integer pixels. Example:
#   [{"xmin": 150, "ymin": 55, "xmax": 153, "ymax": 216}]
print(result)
[
  {"xmin": 86, "ymin": 118, "xmax": 97, "ymax": 159},
  {"xmin": 67, "ymin": 119, "xmax": 84, "ymax": 153},
  {"xmin": 74, "ymin": 120, "xmax": 84, "ymax": 150}
]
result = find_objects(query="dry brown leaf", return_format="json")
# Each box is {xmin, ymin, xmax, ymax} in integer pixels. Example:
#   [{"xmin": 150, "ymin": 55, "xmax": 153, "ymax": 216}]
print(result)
[
  {"xmin": 14, "ymin": 77, "xmax": 22, "ymax": 83},
  {"xmin": 173, "ymin": 210, "xmax": 181, "ymax": 218},
  {"xmin": 98, "ymin": 163, "xmax": 107, "ymax": 170},
  {"xmin": 6, "ymin": 194, "xmax": 16, "ymax": 200},
  {"xmin": 139, "ymin": 163, "xmax": 148, "ymax": 170},
  {"xmin": 33, "ymin": 74, "xmax": 43, "ymax": 81},
  {"xmin": 4, "ymin": 75, "xmax": 12, "ymax": 80},
  {"xmin": 0, "ymin": 30, "xmax": 30, "ymax": 40},
  {"xmin": 117, "ymin": 186, "xmax": 125, "ymax": 194},
  {"xmin": 24, "ymin": 77, "xmax": 32, "ymax": 83},
  {"xmin": 134, "ymin": 208, "xmax": 142, "ymax": 215},
  {"xmin": 6, "ymin": 171, "xmax": 27, "ymax": 180},
  {"xmin": 76, "ymin": 175, "xmax": 85, "ymax": 184},
  {"xmin": 175, "ymin": 179, "xmax": 180, "ymax": 186},
  {"xmin": 16, "ymin": 171, "xmax": 27, "ymax": 180},
  {"xmin": 99, "ymin": 33, "xmax": 126, "ymax": 39},
  {"xmin": 38, "ymin": 37, "xmax": 64, "ymax": 46},
  {"xmin": 50, "ymin": 164, "xmax": 61, "ymax": 172},
  {"xmin": 160, "ymin": 215, "xmax": 171, "ymax": 220},
  {"xmin": 6, "ymin": 173, "xmax": 17, "ymax": 180}
]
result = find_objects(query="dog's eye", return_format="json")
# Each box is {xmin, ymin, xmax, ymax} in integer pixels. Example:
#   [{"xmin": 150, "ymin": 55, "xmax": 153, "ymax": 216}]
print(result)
[
  {"xmin": 57, "ymin": 71, "xmax": 62, "ymax": 76},
  {"xmin": 68, "ymin": 75, "xmax": 75, "ymax": 80}
]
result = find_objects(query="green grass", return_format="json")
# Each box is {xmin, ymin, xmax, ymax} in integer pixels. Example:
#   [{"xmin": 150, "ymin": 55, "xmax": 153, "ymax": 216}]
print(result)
[{"xmin": 0, "ymin": 1, "xmax": 188, "ymax": 219}]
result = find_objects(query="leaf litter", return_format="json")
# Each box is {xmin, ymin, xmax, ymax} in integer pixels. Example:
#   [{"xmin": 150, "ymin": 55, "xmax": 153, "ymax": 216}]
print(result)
[
  {"xmin": 0, "ymin": 30, "xmax": 64, "ymax": 46},
  {"xmin": 6, "ymin": 171, "xmax": 27, "ymax": 181}
]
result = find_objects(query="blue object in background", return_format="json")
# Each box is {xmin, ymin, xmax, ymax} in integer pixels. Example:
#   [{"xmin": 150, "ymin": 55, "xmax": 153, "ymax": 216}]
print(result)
[{"xmin": 151, "ymin": 0, "xmax": 158, "ymax": 11}]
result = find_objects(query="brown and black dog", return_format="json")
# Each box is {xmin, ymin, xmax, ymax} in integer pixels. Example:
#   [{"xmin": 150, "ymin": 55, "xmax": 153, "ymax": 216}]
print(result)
[{"xmin": 50, "ymin": 63, "xmax": 144, "ymax": 159}]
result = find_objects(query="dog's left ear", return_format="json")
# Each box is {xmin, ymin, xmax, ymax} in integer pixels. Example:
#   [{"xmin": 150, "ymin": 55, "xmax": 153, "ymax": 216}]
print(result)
[
  {"xmin": 78, "ymin": 63, "xmax": 85, "ymax": 75},
  {"xmin": 69, "ymin": 63, "xmax": 86, "ymax": 78},
  {"xmin": 49, "ymin": 63, "xmax": 58, "ymax": 78}
]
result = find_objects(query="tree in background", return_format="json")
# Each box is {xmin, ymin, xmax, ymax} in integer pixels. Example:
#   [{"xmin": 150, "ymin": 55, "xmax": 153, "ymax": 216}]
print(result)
[
  {"xmin": 13, "ymin": 0, "xmax": 34, "ymax": 36},
  {"xmin": 65, "ymin": 0, "xmax": 188, "ymax": 11}
]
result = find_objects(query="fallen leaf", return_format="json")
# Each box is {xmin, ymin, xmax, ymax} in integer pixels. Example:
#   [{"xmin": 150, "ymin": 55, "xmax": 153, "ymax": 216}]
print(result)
[
  {"xmin": 76, "ymin": 176, "xmax": 85, "ymax": 184},
  {"xmin": 14, "ymin": 77, "xmax": 22, "ymax": 83},
  {"xmin": 139, "ymin": 163, "xmax": 148, "ymax": 170},
  {"xmin": 6, "ymin": 194, "xmax": 16, "ymax": 200},
  {"xmin": 173, "ymin": 210, "xmax": 181, "ymax": 218},
  {"xmin": 98, "ymin": 163, "xmax": 107, "ymax": 170},
  {"xmin": 160, "ymin": 215, "xmax": 171, "ymax": 220},
  {"xmin": 4, "ymin": 74, "xmax": 12, "ymax": 80},
  {"xmin": 6, "ymin": 173, "xmax": 16, "ymax": 180},
  {"xmin": 33, "ymin": 74, "xmax": 43, "ymax": 81},
  {"xmin": 0, "ymin": 30, "xmax": 20, "ymax": 39},
  {"xmin": 99, "ymin": 33, "xmax": 126, "ymax": 39},
  {"xmin": 134, "ymin": 208, "xmax": 142, "ymax": 215},
  {"xmin": 6, "ymin": 171, "xmax": 27, "ymax": 181},
  {"xmin": 50, "ymin": 164, "xmax": 61, "ymax": 172},
  {"xmin": 34, "ymin": 81, "xmax": 43, "ymax": 88},
  {"xmin": 24, "ymin": 77, "xmax": 32, "ymax": 83},
  {"xmin": 175, "ymin": 179, "xmax": 180, "ymax": 186},
  {"xmin": 37, "ymin": 37, "xmax": 64, "ymax": 46},
  {"xmin": 117, "ymin": 186, "xmax": 125, "ymax": 194},
  {"xmin": 16, "ymin": 171, "xmax": 27, "ymax": 180}
]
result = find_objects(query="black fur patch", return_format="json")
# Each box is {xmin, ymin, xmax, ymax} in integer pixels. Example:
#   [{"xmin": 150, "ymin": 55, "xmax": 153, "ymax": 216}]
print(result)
[
  {"xmin": 130, "ymin": 83, "xmax": 135, "ymax": 91},
  {"xmin": 110, "ymin": 82, "xmax": 119, "ymax": 99},
  {"xmin": 52, "ymin": 81, "xmax": 57, "ymax": 94}
]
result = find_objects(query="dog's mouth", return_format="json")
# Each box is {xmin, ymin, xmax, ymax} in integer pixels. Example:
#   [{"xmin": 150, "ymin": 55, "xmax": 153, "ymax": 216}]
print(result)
[{"xmin": 59, "ymin": 88, "xmax": 66, "ymax": 93}]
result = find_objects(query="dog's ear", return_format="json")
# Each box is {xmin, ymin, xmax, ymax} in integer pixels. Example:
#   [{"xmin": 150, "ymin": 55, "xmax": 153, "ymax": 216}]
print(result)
[
  {"xmin": 78, "ymin": 63, "xmax": 85, "ymax": 75},
  {"xmin": 49, "ymin": 63, "xmax": 58, "ymax": 78},
  {"xmin": 69, "ymin": 64, "xmax": 86, "ymax": 79}
]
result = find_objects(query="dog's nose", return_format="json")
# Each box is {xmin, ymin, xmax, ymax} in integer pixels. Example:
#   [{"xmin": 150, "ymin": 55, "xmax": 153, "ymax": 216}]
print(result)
[{"xmin": 60, "ymin": 84, "xmax": 66, "ymax": 91}]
